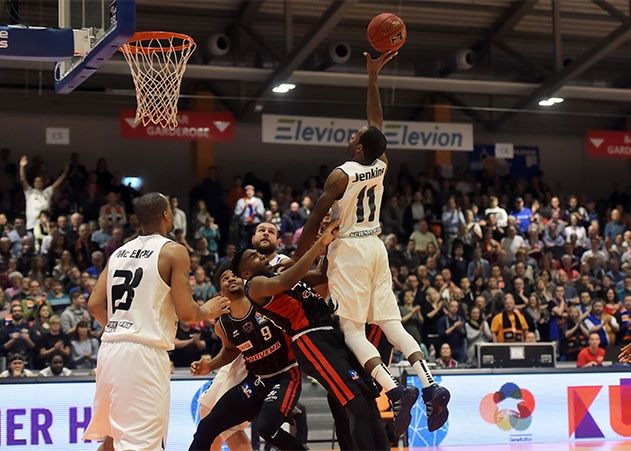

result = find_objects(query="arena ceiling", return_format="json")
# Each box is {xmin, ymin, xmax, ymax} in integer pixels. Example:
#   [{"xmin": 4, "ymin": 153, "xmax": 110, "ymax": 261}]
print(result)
[{"xmin": 1, "ymin": 0, "xmax": 630, "ymax": 131}]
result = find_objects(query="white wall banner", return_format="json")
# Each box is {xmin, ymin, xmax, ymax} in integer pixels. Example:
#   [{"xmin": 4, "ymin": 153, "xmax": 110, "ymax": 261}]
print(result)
[
  {"xmin": 45, "ymin": 127, "xmax": 70, "ymax": 145},
  {"xmin": 261, "ymin": 114, "xmax": 474, "ymax": 151},
  {"xmin": 495, "ymin": 142, "xmax": 514, "ymax": 159}
]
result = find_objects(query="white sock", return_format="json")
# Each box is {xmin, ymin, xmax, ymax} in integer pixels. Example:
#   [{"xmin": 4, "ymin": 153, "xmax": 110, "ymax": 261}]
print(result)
[
  {"xmin": 412, "ymin": 360, "xmax": 435, "ymax": 388},
  {"xmin": 370, "ymin": 363, "xmax": 398, "ymax": 392}
]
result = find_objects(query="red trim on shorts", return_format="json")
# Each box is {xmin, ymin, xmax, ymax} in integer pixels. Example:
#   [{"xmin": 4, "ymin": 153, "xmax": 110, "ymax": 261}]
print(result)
[
  {"xmin": 302, "ymin": 335, "xmax": 355, "ymax": 401},
  {"xmin": 288, "ymin": 366, "xmax": 302, "ymax": 415},
  {"xmin": 280, "ymin": 366, "xmax": 300, "ymax": 416},
  {"xmin": 295, "ymin": 338, "xmax": 350, "ymax": 406},
  {"xmin": 371, "ymin": 327, "xmax": 383, "ymax": 348},
  {"xmin": 367, "ymin": 324, "xmax": 378, "ymax": 342}
]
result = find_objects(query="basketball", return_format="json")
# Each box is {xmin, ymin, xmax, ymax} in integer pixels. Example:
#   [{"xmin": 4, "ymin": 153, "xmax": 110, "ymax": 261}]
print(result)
[{"xmin": 367, "ymin": 13, "xmax": 407, "ymax": 53}]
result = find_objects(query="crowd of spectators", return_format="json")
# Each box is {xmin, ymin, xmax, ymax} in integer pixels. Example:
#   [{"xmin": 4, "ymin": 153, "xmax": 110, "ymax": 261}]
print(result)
[{"xmin": 1, "ymin": 147, "xmax": 630, "ymax": 377}]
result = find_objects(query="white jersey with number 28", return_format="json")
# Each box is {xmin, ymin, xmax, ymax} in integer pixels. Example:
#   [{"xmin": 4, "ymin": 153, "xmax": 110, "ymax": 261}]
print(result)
[
  {"xmin": 331, "ymin": 158, "xmax": 386, "ymax": 238},
  {"xmin": 102, "ymin": 234, "xmax": 177, "ymax": 350}
]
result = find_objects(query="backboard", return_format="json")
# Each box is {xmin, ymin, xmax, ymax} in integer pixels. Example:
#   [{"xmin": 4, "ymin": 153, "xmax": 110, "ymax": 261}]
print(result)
[
  {"xmin": 0, "ymin": 0, "xmax": 135, "ymax": 94},
  {"xmin": 55, "ymin": 0, "xmax": 135, "ymax": 93}
]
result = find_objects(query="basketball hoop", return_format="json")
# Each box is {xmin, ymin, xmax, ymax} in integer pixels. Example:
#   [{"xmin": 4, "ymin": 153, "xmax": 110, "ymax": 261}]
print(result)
[{"xmin": 120, "ymin": 31, "xmax": 196, "ymax": 130}]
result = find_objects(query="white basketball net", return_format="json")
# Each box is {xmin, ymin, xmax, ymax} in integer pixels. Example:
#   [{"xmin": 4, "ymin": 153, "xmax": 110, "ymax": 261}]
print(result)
[{"xmin": 120, "ymin": 32, "xmax": 196, "ymax": 130}]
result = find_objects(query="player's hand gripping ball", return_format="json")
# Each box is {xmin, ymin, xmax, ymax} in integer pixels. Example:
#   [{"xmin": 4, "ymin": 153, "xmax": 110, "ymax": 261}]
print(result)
[{"xmin": 367, "ymin": 13, "xmax": 407, "ymax": 53}]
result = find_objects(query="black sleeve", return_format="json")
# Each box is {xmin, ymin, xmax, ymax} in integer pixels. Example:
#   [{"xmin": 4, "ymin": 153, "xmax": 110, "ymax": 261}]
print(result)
[
  {"xmin": 421, "ymin": 300, "xmax": 432, "ymax": 317},
  {"xmin": 437, "ymin": 316, "xmax": 448, "ymax": 337},
  {"xmin": 546, "ymin": 300, "xmax": 555, "ymax": 313},
  {"xmin": 0, "ymin": 328, "xmax": 8, "ymax": 349},
  {"xmin": 244, "ymin": 278, "xmax": 273, "ymax": 305}
]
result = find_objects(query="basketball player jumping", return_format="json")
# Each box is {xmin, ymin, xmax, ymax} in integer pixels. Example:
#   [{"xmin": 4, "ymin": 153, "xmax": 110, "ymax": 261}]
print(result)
[
  {"xmin": 296, "ymin": 50, "xmax": 451, "ymax": 432},
  {"xmin": 233, "ymin": 220, "xmax": 401, "ymax": 449},
  {"xmin": 253, "ymin": 220, "xmax": 390, "ymax": 449},
  {"xmin": 190, "ymin": 222, "xmax": 293, "ymax": 451},
  {"xmin": 189, "ymin": 262, "xmax": 304, "ymax": 451},
  {"xmin": 84, "ymin": 193, "xmax": 231, "ymax": 451}
]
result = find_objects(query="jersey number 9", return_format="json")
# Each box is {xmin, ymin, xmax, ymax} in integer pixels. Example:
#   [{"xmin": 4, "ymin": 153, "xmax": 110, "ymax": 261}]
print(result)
[{"xmin": 261, "ymin": 325, "xmax": 272, "ymax": 341}]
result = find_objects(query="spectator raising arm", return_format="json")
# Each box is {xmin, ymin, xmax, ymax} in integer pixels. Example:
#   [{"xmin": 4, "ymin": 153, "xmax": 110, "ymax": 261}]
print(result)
[
  {"xmin": 19, "ymin": 155, "xmax": 32, "ymax": 191},
  {"xmin": 50, "ymin": 164, "xmax": 70, "ymax": 191}
]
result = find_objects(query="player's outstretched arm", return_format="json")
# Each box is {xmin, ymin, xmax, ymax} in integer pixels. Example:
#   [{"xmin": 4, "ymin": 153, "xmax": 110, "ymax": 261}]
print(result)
[
  {"xmin": 18, "ymin": 156, "xmax": 32, "ymax": 191},
  {"xmin": 50, "ymin": 164, "xmax": 70, "ymax": 191},
  {"xmin": 302, "ymin": 252, "xmax": 329, "ymax": 288},
  {"xmin": 365, "ymin": 50, "xmax": 396, "ymax": 162},
  {"xmin": 191, "ymin": 323, "xmax": 240, "ymax": 375},
  {"xmin": 295, "ymin": 170, "xmax": 347, "ymax": 259},
  {"xmin": 87, "ymin": 265, "xmax": 109, "ymax": 326},
  {"xmin": 249, "ymin": 220, "xmax": 340, "ymax": 302},
  {"xmin": 164, "ymin": 242, "xmax": 231, "ymax": 323}
]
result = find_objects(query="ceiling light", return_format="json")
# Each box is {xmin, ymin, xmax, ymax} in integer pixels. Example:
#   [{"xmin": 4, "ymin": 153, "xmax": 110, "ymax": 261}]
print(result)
[
  {"xmin": 539, "ymin": 96, "xmax": 564, "ymax": 107},
  {"xmin": 272, "ymin": 83, "xmax": 296, "ymax": 94}
]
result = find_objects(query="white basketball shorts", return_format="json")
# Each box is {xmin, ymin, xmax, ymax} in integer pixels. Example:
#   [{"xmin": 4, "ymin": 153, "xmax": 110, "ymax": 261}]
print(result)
[
  {"xmin": 84, "ymin": 341, "xmax": 171, "ymax": 451},
  {"xmin": 198, "ymin": 354, "xmax": 249, "ymax": 442},
  {"xmin": 327, "ymin": 235, "xmax": 402, "ymax": 324}
]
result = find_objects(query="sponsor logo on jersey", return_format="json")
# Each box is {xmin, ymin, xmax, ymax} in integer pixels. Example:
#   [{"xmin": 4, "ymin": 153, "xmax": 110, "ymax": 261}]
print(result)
[
  {"xmin": 244, "ymin": 341, "xmax": 281, "ymax": 362},
  {"xmin": 349, "ymin": 369, "xmax": 360, "ymax": 381},
  {"xmin": 254, "ymin": 312, "xmax": 268, "ymax": 324},
  {"xmin": 243, "ymin": 321, "xmax": 255, "ymax": 333},
  {"xmin": 236, "ymin": 340, "xmax": 253, "ymax": 352},
  {"xmin": 348, "ymin": 226, "xmax": 382, "ymax": 238},
  {"xmin": 104, "ymin": 320, "xmax": 134, "ymax": 333},
  {"xmin": 232, "ymin": 329, "xmax": 240, "ymax": 338}
]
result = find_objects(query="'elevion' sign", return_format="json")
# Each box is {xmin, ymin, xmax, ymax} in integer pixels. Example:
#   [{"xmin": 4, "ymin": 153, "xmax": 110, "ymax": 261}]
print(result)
[{"xmin": 261, "ymin": 114, "xmax": 473, "ymax": 151}]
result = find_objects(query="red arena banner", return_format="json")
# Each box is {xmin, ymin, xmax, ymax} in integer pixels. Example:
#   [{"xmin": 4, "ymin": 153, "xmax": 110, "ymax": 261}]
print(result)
[
  {"xmin": 120, "ymin": 109, "xmax": 235, "ymax": 142},
  {"xmin": 586, "ymin": 129, "xmax": 631, "ymax": 159}
]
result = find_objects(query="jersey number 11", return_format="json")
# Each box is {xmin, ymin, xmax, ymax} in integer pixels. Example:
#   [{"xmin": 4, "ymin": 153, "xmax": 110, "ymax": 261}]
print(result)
[{"xmin": 356, "ymin": 184, "xmax": 377, "ymax": 223}]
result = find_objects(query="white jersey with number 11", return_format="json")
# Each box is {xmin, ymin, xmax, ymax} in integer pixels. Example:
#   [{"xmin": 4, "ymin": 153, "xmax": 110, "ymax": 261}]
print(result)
[{"xmin": 331, "ymin": 159, "xmax": 386, "ymax": 238}]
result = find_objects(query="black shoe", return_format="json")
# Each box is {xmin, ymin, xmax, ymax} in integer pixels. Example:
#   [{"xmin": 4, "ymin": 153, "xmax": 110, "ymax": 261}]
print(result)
[
  {"xmin": 388, "ymin": 385, "xmax": 420, "ymax": 437},
  {"xmin": 422, "ymin": 384, "xmax": 451, "ymax": 432}
]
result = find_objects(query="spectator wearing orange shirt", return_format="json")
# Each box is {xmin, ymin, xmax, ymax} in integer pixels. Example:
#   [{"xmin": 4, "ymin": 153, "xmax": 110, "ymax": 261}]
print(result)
[
  {"xmin": 491, "ymin": 294, "xmax": 529, "ymax": 343},
  {"xmin": 577, "ymin": 333, "xmax": 605, "ymax": 367}
]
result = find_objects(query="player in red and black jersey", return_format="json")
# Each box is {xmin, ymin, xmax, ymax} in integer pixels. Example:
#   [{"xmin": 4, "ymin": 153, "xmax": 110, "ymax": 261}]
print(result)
[
  {"xmin": 188, "ymin": 263, "xmax": 304, "ymax": 451},
  {"xmin": 233, "ymin": 220, "xmax": 415, "ymax": 450}
]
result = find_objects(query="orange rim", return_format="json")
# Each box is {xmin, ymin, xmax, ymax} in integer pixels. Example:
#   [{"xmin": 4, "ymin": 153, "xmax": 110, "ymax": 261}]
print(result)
[{"xmin": 121, "ymin": 31, "xmax": 196, "ymax": 54}]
